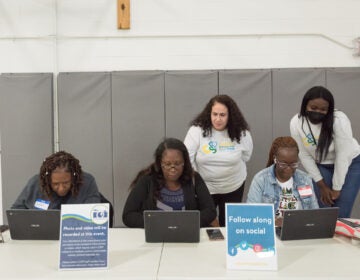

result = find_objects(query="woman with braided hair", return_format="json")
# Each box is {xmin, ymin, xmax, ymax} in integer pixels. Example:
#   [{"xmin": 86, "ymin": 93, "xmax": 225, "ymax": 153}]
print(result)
[
  {"xmin": 12, "ymin": 151, "xmax": 101, "ymax": 209},
  {"xmin": 246, "ymin": 136, "xmax": 318, "ymax": 226}
]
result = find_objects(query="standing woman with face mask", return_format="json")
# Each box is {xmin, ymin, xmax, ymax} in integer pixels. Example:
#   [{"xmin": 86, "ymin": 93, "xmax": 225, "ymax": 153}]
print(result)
[{"xmin": 290, "ymin": 86, "xmax": 360, "ymax": 218}]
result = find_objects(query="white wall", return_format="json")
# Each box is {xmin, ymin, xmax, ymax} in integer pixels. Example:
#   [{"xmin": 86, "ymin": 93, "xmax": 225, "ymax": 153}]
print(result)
[{"xmin": 0, "ymin": 0, "xmax": 360, "ymax": 73}]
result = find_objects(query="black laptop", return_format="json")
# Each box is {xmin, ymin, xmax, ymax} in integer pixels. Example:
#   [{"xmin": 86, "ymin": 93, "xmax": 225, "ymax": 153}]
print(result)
[
  {"xmin": 6, "ymin": 209, "xmax": 61, "ymax": 240},
  {"xmin": 276, "ymin": 207, "xmax": 339, "ymax": 241},
  {"xmin": 143, "ymin": 210, "xmax": 200, "ymax": 243}
]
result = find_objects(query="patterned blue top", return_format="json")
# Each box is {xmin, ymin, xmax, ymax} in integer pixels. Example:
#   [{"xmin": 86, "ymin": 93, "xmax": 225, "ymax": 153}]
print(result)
[{"xmin": 157, "ymin": 186, "xmax": 185, "ymax": 210}]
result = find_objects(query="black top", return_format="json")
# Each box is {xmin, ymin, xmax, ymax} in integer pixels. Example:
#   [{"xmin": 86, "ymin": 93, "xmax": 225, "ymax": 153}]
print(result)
[{"xmin": 122, "ymin": 172, "xmax": 217, "ymax": 228}]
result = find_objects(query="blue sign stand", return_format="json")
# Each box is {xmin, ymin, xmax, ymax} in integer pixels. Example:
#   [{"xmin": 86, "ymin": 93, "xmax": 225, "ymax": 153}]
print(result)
[
  {"xmin": 59, "ymin": 203, "xmax": 109, "ymax": 270},
  {"xmin": 226, "ymin": 203, "xmax": 277, "ymax": 270}
]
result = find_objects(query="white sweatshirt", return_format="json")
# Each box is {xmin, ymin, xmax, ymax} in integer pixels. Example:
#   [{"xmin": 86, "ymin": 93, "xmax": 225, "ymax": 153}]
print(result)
[
  {"xmin": 184, "ymin": 126, "xmax": 253, "ymax": 194},
  {"xmin": 290, "ymin": 110, "xmax": 360, "ymax": 191}
]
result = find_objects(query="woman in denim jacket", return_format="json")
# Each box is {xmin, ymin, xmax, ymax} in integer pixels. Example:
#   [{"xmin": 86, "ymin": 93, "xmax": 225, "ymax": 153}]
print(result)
[{"xmin": 247, "ymin": 136, "xmax": 318, "ymax": 226}]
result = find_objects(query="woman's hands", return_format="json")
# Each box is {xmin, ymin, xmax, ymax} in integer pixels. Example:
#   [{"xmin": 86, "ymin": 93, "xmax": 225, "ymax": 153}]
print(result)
[
  {"xmin": 275, "ymin": 217, "xmax": 283, "ymax": 227},
  {"xmin": 210, "ymin": 218, "xmax": 220, "ymax": 227},
  {"xmin": 316, "ymin": 180, "xmax": 340, "ymax": 205}
]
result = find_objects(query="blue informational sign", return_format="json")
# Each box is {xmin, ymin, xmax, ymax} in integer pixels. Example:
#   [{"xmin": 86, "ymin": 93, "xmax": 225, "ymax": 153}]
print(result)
[
  {"xmin": 226, "ymin": 203, "xmax": 277, "ymax": 270},
  {"xmin": 59, "ymin": 203, "xmax": 109, "ymax": 270}
]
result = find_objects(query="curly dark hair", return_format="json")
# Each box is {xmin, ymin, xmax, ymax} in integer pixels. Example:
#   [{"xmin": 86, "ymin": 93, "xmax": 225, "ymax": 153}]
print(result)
[
  {"xmin": 129, "ymin": 138, "xmax": 194, "ymax": 201},
  {"xmin": 190, "ymin": 94, "xmax": 250, "ymax": 142},
  {"xmin": 266, "ymin": 136, "xmax": 299, "ymax": 167},
  {"xmin": 39, "ymin": 151, "xmax": 83, "ymax": 199},
  {"xmin": 299, "ymin": 86, "xmax": 335, "ymax": 162}
]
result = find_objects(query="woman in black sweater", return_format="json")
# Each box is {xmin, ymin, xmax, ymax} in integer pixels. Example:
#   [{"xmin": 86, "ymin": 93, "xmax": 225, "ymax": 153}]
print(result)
[{"xmin": 122, "ymin": 138, "xmax": 217, "ymax": 228}]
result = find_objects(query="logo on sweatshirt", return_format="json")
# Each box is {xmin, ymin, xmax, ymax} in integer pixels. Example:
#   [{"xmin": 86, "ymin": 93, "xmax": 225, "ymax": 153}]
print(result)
[
  {"xmin": 219, "ymin": 139, "xmax": 235, "ymax": 151},
  {"xmin": 303, "ymin": 133, "xmax": 317, "ymax": 147},
  {"xmin": 202, "ymin": 141, "xmax": 217, "ymax": 154}
]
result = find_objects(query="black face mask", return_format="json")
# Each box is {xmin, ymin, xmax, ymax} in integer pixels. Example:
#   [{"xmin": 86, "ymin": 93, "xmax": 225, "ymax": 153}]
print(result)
[{"xmin": 306, "ymin": 111, "xmax": 326, "ymax": 124}]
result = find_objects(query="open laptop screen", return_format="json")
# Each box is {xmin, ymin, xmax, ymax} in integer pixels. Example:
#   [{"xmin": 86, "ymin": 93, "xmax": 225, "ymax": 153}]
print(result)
[
  {"xmin": 6, "ymin": 209, "xmax": 61, "ymax": 240},
  {"xmin": 143, "ymin": 210, "xmax": 200, "ymax": 243}
]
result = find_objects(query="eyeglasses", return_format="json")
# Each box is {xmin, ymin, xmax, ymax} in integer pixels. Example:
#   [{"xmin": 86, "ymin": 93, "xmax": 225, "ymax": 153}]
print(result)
[
  {"xmin": 161, "ymin": 162, "xmax": 184, "ymax": 170},
  {"xmin": 274, "ymin": 158, "xmax": 299, "ymax": 169}
]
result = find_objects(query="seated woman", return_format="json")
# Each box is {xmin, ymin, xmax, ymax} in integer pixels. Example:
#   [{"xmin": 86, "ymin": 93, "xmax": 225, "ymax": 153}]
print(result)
[
  {"xmin": 122, "ymin": 138, "xmax": 217, "ymax": 228},
  {"xmin": 12, "ymin": 151, "xmax": 101, "ymax": 209},
  {"xmin": 246, "ymin": 136, "xmax": 318, "ymax": 226}
]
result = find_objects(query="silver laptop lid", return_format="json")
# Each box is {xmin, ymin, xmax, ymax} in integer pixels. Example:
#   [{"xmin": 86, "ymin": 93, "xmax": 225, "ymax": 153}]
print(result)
[
  {"xmin": 6, "ymin": 209, "xmax": 61, "ymax": 240},
  {"xmin": 143, "ymin": 210, "xmax": 200, "ymax": 243}
]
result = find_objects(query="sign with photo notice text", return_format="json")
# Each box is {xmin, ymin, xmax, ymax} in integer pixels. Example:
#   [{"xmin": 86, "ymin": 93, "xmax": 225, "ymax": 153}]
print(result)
[
  {"xmin": 226, "ymin": 203, "xmax": 277, "ymax": 271},
  {"xmin": 59, "ymin": 203, "xmax": 109, "ymax": 270}
]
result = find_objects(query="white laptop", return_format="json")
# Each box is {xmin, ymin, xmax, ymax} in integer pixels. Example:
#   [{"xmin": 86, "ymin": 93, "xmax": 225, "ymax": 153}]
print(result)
[
  {"xmin": 276, "ymin": 207, "xmax": 339, "ymax": 240},
  {"xmin": 6, "ymin": 209, "xmax": 61, "ymax": 240},
  {"xmin": 143, "ymin": 210, "xmax": 200, "ymax": 243}
]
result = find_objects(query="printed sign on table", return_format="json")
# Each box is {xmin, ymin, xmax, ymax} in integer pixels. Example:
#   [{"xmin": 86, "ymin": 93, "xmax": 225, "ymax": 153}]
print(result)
[
  {"xmin": 59, "ymin": 203, "xmax": 109, "ymax": 270},
  {"xmin": 226, "ymin": 203, "xmax": 277, "ymax": 271}
]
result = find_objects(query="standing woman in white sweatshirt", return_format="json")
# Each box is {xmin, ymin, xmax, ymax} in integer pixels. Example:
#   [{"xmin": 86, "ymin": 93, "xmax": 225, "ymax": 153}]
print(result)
[
  {"xmin": 184, "ymin": 94, "xmax": 253, "ymax": 226},
  {"xmin": 290, "ymin": 86, "xmax": 360, "ymax": 218}
]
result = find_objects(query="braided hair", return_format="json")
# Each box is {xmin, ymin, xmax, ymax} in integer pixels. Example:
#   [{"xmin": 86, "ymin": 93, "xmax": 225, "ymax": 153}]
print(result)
[
  {"xmin": 39, "ymin": 151, "xmax": 83, "ymax": 199},
  {"xmin": 266, "ymin": 137, "xmax": 299, "ymax": 167}
]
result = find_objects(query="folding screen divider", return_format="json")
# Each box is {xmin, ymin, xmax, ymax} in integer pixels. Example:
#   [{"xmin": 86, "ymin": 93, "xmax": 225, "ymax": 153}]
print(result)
[
  {"xmin": 0, "ymin": 73, "xmax": 53, "ymax": 223},
  {"xmin": 1, "ymin": 68, "xmax": 360, "ymax": 226}
]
